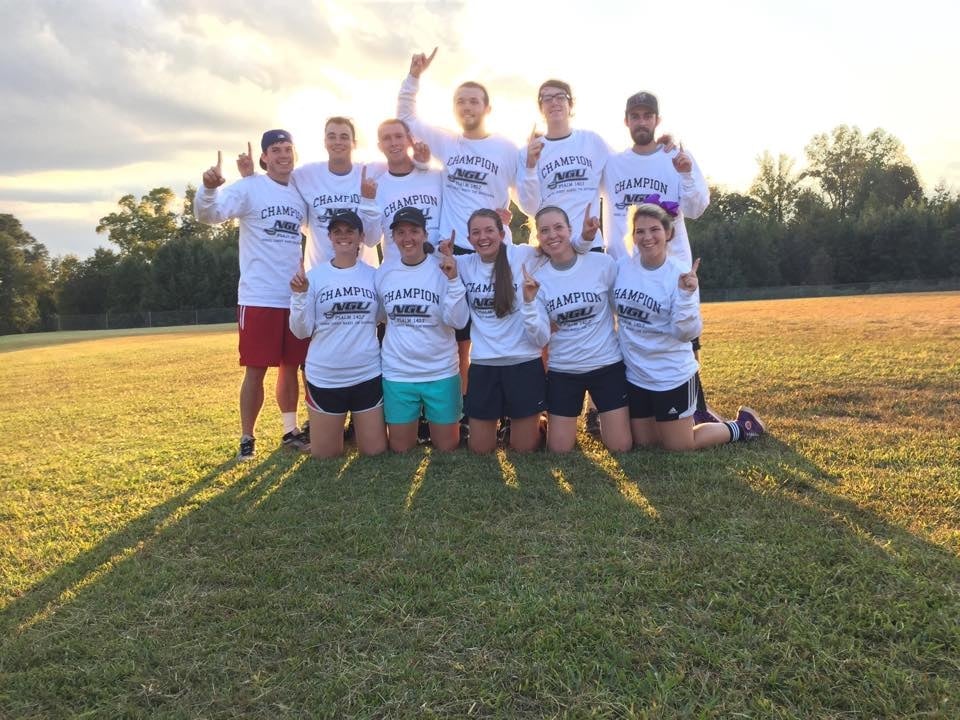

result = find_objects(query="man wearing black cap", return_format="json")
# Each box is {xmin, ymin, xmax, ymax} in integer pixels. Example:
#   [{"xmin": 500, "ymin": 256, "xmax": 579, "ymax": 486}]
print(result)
[
  {"xmin": 195, "ymin": 129, "xmax": 311, "ymax": 461},
  {"xmin": 602, "ymin": 91, "xmax": 709, "ymax": 266}
]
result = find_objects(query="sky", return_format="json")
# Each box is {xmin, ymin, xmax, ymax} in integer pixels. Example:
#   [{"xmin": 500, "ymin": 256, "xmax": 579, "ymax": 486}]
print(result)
[{"xmin": 2, "ymin": 0, "xmax": 958, "ymax": 258}]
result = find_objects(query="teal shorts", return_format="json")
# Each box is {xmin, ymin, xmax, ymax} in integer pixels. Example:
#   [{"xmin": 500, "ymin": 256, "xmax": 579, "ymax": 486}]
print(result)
[{"xmin": 382, "ymin": 374, "xmax": 462, "ymax": 425}]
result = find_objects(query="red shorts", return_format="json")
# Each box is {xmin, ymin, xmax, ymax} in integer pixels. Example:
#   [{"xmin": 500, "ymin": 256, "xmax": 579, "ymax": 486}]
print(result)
[{"xmin": 237, "ymin": 305, "xmax": 309, "ymax": 367}]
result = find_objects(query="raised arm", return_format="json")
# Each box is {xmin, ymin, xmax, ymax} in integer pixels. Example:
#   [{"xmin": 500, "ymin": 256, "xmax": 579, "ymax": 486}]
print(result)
[
  {"xmin": 194, "ymin": 150, "xmax": 248, "ymax": 224},
  {"xmin": 397, "ymin": 47, "xmax": 452, "ymax": 153},
  {"xmin": 288, "ymin": 263, "xmax": 316, "ymax": 340},
  {"xmin": 674, "ymin": 144, "xmax": 710, "ymax": 219},
  {"xmin": 669, "ymin": 258, "xmax": 704, "ymax": 341}
]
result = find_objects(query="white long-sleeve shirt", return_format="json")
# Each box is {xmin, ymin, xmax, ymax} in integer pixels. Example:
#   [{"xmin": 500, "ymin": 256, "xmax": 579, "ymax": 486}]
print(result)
[
  {"xmin": 457, "ymin": 243, "xmax": 545, "ymax": 363},
  {"xmin": 194, "ymin": 175, "xmax": 306, "ymax": 309},
  {"xmin": 517, "ymin": 129, "xmax": 612, "ymax": 251},
  {"xmin": 522, "ymin": 252, "xmax": 622, "ymax": 373},
  {"xmin": 397, "ymin": 74, "xmax": 537, "ymax": 250},
  {"xmin": 289, "ymin": 260, "xmax": 381, "ymax": 388},
  {"xmin": 375, "ymin": 257, "xmax": 469, "ymax": 381},
  {"xmin": 614, "ymin": 255, "xmax": 702, "ymax": 390},
  {"xmin": 602, "ymin": 146, "xmax": 709, "ymax": 267},
  {"xmin": 364, "ymin": 163, "xmax": 443, "ymax": 265},
  {"xmin": 291, "ymin": 162, "xmax": 382, "ymax": 270}
]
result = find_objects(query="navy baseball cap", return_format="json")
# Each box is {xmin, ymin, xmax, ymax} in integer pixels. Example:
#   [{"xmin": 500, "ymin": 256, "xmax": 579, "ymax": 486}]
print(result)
[
  {"xmin": 328, "ymin": 209, "xmax": 363, "ymax": 233},
  {"xmin": 389, "ymin": 206, "xmax": 427, "ymax": 230},
  {"xmin": 624, "ymin": 92, "xmax": 659, "ymax": 115},
  {"xmin": 259, "ymin": 129, "xmax": 294, "ymax": 169}
]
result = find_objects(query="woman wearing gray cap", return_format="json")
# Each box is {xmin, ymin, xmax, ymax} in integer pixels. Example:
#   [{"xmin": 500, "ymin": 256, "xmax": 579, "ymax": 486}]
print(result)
[{"xmin": 289, "ymin": 209, "xmax": 387, "ymax": 458}]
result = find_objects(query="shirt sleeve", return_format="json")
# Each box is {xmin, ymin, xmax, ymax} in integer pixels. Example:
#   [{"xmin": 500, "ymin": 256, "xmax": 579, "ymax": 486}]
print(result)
[
  {"xmin": 516, "ymin": 147, "xmax": 541, "ymax": 217},
  {"xmin": 193, "ymin": 182, "xmax": 249, "ymax": 225},
  {"xmin": 288, "ymin": 282, "xmax": 316, "ymax": 340},
  {"xmin": 397, "ymin": 74, "xmax": 455, "ymax": 158},
  {"xmin": 678, "ymin": 152, "xmax": 710, "ymax": 220},
  {"xmin": 442, "ymin": 275, "xmax": 470, "ymax": 330},
  {"xmin": 669, "ymin": 286, "xmax": 703, "ymax": 341},
  {"xmin": 521, "ymin": 292, "xmax": 551, "ymax": 349}
]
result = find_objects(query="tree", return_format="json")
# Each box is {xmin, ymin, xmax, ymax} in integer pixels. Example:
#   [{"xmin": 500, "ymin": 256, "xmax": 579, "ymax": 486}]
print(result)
[
  {"xmin": 749, "ymin": 151, "xmax": 800, "ymax": 223},
  {"xmin": 96, "ymin": 188, "xmax": 178, "ymax": 260},
  {"xmin": 803, "ymin": 125, "xmax": 868, "ymax": 219},
  {"xmin": 0, "ymin": 215, "xmax": 53, "ymax": 334},
  {"xmin": 54, "ymin": 248, "xmax": 119, "ymax": 315}
]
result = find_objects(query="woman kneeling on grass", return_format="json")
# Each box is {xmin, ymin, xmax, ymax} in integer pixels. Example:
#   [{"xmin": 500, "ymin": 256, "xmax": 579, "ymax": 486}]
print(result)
[
  {"xmin": 289, "ymin": 209, "xmax": 388, "ymax": 458},
  {"xmin": 376, "ymin": 207, "xmax": 469, "ymax": 452},
  {"xmin": 457, "ymin": 209, "xmax": 549, "ymax": 453},
  {"xmin": 521, "ymin": 206, "xmax": 633, "ymax": 454},
  {"xmin": 614, "ymin": 202, "xmax": 765, "ymax": 450}
]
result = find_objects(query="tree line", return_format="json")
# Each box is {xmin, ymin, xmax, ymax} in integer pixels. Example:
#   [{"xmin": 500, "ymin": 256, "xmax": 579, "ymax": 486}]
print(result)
[{"xmin": 2, "ymin": 125, "xmax": 958, "ymax": 334}]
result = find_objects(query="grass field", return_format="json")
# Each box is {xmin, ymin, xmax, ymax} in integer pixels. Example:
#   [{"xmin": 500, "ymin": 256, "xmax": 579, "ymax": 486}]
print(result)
[{"xmin": 1, "ymin": 293, "xmax": 958, "ymax": 718}]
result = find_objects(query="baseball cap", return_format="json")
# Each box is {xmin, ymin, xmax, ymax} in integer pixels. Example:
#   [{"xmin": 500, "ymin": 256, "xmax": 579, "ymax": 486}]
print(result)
[
  {"xmin": 389, "ymin": 206, "xmax": 427, "ymax": 230},
  {"xmin": 624, "ymin": 92, "xmax": 659, "ymax": 115},
  {"xmin": 327, "ymin": 208, "xmax": 363, "ymax": 233},
  {"xmin": 259, "ymin": 129, "xmax": 294, "ymax": 169}
]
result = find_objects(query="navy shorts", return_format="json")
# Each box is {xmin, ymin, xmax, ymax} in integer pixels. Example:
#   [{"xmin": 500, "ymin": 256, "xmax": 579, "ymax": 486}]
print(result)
[
  {"xmin": 627, "ymin": 377, "xmax": 698, "ymax": 422},
  {"xmin": 546, "ymin": 361, "xmax": 628, "ymax": 417},
  {"xmin": 305, "ymin": 376, "xmax": 383, "ymax": 415},
  {"xmin": 466, "ymin": 358, "xmax": 546, "ymax": 420}
]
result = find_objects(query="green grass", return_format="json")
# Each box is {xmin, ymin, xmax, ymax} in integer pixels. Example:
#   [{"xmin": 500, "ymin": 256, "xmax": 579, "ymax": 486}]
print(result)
[{"xmin": 1, "ymin": 293, "xmax": 958, "ymax": 718}]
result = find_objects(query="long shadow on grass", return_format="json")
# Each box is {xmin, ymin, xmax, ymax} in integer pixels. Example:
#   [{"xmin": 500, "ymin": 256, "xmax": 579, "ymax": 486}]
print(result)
[{"xmin": 2, "ymin": 435, "xmax": 959, "ymax": 717}]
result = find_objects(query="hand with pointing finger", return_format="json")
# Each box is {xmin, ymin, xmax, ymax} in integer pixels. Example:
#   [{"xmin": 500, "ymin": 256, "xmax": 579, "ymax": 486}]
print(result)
[
  {"xmin": 526, "ymin": 123, "xmax": 544, "ymax": 168},
  {"xmin": 439, "ymin": 253, "xmax": 458, "ymax": 279},
  {"xmin": 496, "ymin": 207, "xmax": 512, "ymax": 227},
  {"xmin": 290, "ymin": 260, "xmax": 309, "ymax": 293},
  {"xmin": 521, "ymin": 263, "xmax": 540, "ymax": 303},
  {"xmin": 658, "ymin": 133, "xmax": 676, "ymax": 153},
  {"xmin": 202, "ymin": 150, "xmax": 225, "ymax": 189},
  {"xmin": 412, "ymin": 141, "xmax": 431, "ymax": 165},
  {"xmin": 672, "ymin": 142, "xmax": 693, "ymax": 173},
  {"xmin": 582, "ymin": 202, "xmax": 600, "ymax": 243},
  {"xmin": 679, "ymin": 257, "xmax": 701, "ymax": 292},
  {"xmin": 438, "ymin": 230, "xmax": 455, "ymax": 257},
  {"xmin": 410, "ymin": 47, "xmax": 438, "ymax": 78},
  {"xmin": 237, "ymin": 141, "xmax": 255, "ymax": 178},
  {"xmin": 360, "ymin": 166, "xmax": 377, "ymax": 199}
]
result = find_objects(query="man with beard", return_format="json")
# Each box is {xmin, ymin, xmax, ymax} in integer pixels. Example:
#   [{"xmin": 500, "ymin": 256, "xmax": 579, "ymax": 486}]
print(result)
[
  {"xmin": 602, "ymin": 91, "xmax": 709, "ymax": 266},
  {"xmin": 602, "ymin": 92, "xmax": 718, "ymax": 424}
]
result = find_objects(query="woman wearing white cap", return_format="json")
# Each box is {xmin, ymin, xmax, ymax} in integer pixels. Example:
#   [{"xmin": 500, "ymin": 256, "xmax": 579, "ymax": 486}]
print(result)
[
  {"xmin": 376, "ymin": 207, "xmax": 469, "ymax": 452},
  {"xmin": 289, "ymin": 209, "xmax": 387, "ymax": 458}
]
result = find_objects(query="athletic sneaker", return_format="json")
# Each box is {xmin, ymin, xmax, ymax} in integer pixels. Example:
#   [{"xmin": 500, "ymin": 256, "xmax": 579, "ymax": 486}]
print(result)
[
  {"xmin": 497, "ymin": 417, "xmax": 511, "ymax": 447},
  {"xmin": 693, "ymin": 405, "xmax": 724, "ymax": 424},
  {"xmin": 417, "ymin": 416, "xmax": 432, "ymax": 446},
  {"xmin": 585, "ymin": 408, "xmax": 601, "ymax": 436},
  {"xmin": 736, "ymin": 407, "xmax": 766, "ymax": 440},
  {"xmin": 281, "ymin": 429, "xmax": 311, "ymax": 453},
  {"xmin": 459, "ymin": 418, "xmax": 470, "ymax": 447},
  {"xmin": 238, "ymin": 436, "xmax": 256, "ymax": 461}
]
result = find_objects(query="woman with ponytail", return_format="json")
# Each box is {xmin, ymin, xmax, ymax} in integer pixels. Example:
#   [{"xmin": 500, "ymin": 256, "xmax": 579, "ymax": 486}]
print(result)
[{"xmin": 456, "ymin": 208, "xmax": 547, "ymax": 453}]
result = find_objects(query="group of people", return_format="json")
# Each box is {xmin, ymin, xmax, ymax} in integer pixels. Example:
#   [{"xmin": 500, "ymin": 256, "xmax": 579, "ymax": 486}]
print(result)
[{"xmin": 195, "ymin": 49, "xmax": 766, "ymax": 461}]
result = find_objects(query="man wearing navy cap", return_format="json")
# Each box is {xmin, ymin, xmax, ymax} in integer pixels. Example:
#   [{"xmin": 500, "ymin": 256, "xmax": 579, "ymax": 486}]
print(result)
[{"xmin": 195, "ymin": 129, "xmax": 311, "ymax": 460}]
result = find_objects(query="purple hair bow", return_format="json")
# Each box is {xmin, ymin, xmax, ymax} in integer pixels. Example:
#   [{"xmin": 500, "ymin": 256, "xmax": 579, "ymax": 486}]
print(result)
[{"xmin": 640, "ymin": 193, "xmax": 679, "ymax": 217}]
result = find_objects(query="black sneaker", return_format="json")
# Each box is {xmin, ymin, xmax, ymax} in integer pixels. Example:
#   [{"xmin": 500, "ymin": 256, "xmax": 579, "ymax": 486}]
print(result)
[
  {"xmin": 238, "ymin": 436, "xmax": 256, "ymax": 461},
  {"xmin": 585, "ymin": 408, "xmax": 601, "ymax": 436},
  {"xmin": 281, "ymin": 429, "xmax": 310, "ymax": 453},
  {"xmin": 496, "ymin": 417, "xmax": 511, "ymax": 447},
  {"xmin": 417, "ymin": 416, "xmax": 432, "ymax": 445}
]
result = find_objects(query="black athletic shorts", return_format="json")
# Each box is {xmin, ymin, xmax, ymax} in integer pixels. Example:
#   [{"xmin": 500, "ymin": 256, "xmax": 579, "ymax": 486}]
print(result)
[
  {"xmin": 627, "ymin": 376, "xmax": 698, "ymax": 422},
  {"xmin": 546, "ymin": 361, "xmax": 628, "ymax": 417},
  {"xmin": 305, "ymin": 375, "xmax": 383, "ymax": 415},
  {"xmin": 466, "ymin": 358, "xmax": 546, "ymax": 420}
]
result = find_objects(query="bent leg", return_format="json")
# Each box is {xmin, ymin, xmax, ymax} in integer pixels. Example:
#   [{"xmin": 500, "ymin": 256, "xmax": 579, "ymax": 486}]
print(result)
[
  {"xmin": 598, "ymin": 407, "xmax": 632, "ymax": 452},
  {"xmin": 547, "ymin": 415, "xmax": 578, "ymax": 453},
  {"xmin": 630, "ymin": 417, "xmax": 659, "ymax": 448},
  {"xmin": 388, "ymin": 421, "xmax": 419, "ymax": 453},
  {"xmin": 308, "ymin": 408, "xmax": 346, "ymax": 459},
  {"xmin": 507, "ymin": 414, "xmax": 542, "ymax": 452},
  {"xmin": 468, "ymin": 418, "xmax": 498, "ymax": 454},
  {"xmin": 430, "ymin": 422, "xmax": 460, "ymax": 452},
  {"xmin": 353, "ymin": 406, "xmax": 387, "ymax": 456}
]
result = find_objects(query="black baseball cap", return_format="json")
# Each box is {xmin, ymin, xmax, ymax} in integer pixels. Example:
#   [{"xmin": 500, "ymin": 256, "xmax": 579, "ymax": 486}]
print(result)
[
  {"xmin": 624, "ymin": 92, "xmax": 659, "ymax": 115},
  {"xmin": 389, "ymin": 206, "xmax": 427, "ymax": 230},
  {"xmin": 328, "ymin": 208, "xmax": 363, "ymax": 233},
  {"xmin": 259, "ymin": 129, "xmax": 294, "ymax": 169}
]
